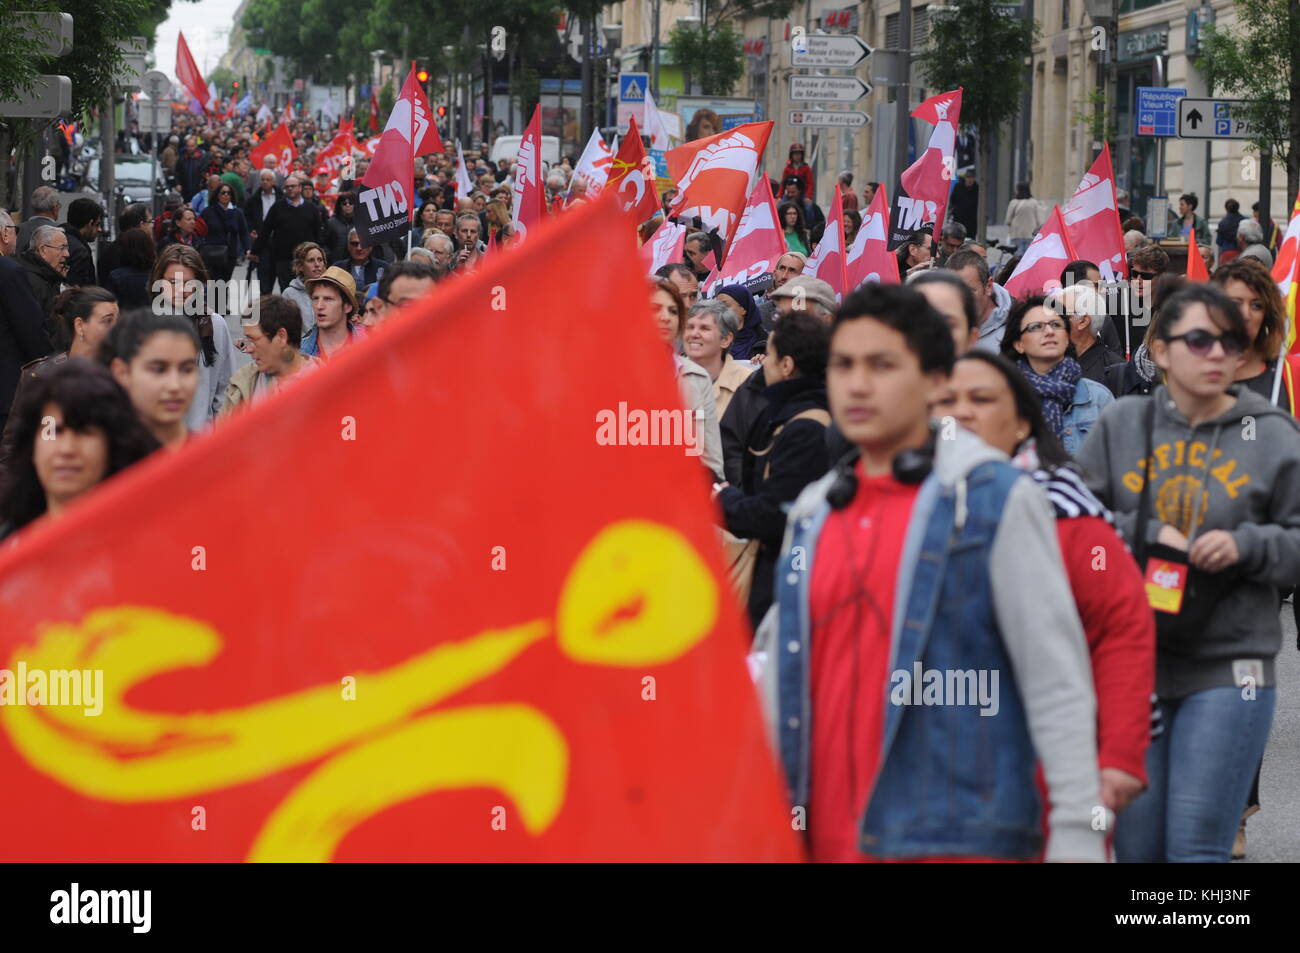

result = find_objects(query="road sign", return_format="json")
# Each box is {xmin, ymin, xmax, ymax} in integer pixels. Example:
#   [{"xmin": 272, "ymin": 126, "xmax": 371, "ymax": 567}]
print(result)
[
  {"xmin": 0, "ymin": 75, "xmax": 72, "ymax": 118},
  {"xmin": 617, "ymin": 72, "xmax": 649, "ymax": 133},
  {"xmin": 789, "ymin": 76, "xmax": 871, "ymax": 103},
  {"xmin": 141, "ymin": 69, "xmax": 170, "ymax": 101},
  {"xmin": 113, "ymin": 36, "xmax": 148, "ymax": 88},
  {"xmin": 137, "ymin": 98, "xmax": 172, "ymax": 134},
  {"xmin": 1178, "ymin": 97, "xmax": 1265, "ymax": 139},
  {"xmin": 788, "ymin": 109, "xmax": 869, "ymax": 128},
  {"xmin": 15, "ymin": 12, "xmax": 73, "ymax": 57},
  {"xmin": 1135, "ymin": 86, "xmax": 1185, "ymax": 137},
  {"xmin": 790, "ymin": 35, "xmax": 873, "ymax": 68}
]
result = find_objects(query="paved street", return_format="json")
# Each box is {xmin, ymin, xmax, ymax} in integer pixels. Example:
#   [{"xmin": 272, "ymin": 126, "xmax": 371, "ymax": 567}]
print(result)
[{"xmin": 1244, "ymin": 605, "xmax": 1299, "ymax": 862}]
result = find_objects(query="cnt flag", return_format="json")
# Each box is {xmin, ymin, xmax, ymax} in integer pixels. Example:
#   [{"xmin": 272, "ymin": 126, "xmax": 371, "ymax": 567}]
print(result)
[
  {"xmin": 702, "ymin": 176, "xmax": 786, "ymax": 297},
  {"xmin": 354, "ymin": 66, "xmax": 446, "ymax": 249},
  {"xmin": 0, "ymin": 195, "xmax": 801, "ymax": 863},
  {"xmin": 847, "ymin": 183, "xmax": 900, "ymax": 290},
  {"xmin": 639, "ymin": 218, "xmax": 687, "ymax": 276},
  {"xmin": 1003, "ymin": 205, "xmax": 1079, "ymax": 299},
  {"xmin": 803, "ymin": 184, "xmax": 848, "ymax": 303},
  {"xmin": 1062, "ymin": 148, "xmax": 1128, "ymax": 280},
  {"xmin": 890, "ymin": 88, "xmax": 963, "ymax": 249},
  {"xmin": 666, "ymin": 121, "xmax": 774, "ymax": 255}
]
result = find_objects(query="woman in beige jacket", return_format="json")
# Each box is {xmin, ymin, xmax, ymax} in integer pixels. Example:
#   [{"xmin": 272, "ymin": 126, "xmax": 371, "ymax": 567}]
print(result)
[{"xmin": 1006, "ymin": 182, "xmax": 1044, "ymax": 256}]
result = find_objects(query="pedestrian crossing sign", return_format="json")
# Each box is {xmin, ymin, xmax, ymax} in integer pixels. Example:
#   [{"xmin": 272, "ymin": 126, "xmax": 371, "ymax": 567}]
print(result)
[{"xmin": 619, "ymin": 74, "xmax": 647, "ymax": 103}]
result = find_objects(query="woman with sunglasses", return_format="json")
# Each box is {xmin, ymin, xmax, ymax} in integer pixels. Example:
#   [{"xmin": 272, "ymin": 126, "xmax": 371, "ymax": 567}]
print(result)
[
  {"xmin": 200, "ymin": 181, "xmax": 251, "ymax": 282},
  {"xmin": 1000, "ymin": 293, "xmax": 1113, "ymax": 456},
  {"xmin": 1077, "ymin": 284, "xmax": 1300, "ymax": 862},
  {"xmin": 325, "ymin": 190, "xmax": 358, "ymax": 264}
]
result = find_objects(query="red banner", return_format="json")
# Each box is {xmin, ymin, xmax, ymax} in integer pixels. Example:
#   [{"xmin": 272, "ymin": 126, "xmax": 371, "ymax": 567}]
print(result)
[
  {"xmin": 0, "ymin": 195, "xmax": 800, "ymax": 862},
  {"xmin": 890, "ymin": 88, "xmax": 962, "ymax": 249},
  {"xmin": 666, "ymin": 121, "xmax": 774, "ymax": 252},
  {"xmin": 249, "ymin": 123, "xmax": 297, "ymax": 177},
  {"xmin": 1061, "ymin": 148, "xmax": 1127, "ymax": 280},
  {"xmin": 639, "ymin": 217, "xmax": 687, "ymax": 275},
  {"xmin": 175, "ymin": 32, "xmax": 209, "ymax": 112},
  {"xmin": 1003, "ymin": 205, "xmax": 1079, "ymax": 299},
  {"xmin": 510, "ymin": 106, "xmax": 546, "ymax": 243},
  {"xmin": 847, "ymin": 183, "xmax": 900, "ymax": 289},
  {"xmin": 802, "ymin": 184, "xmax": 847, "ymax": 303},
  {"xmin": 703, "ymin": 176, "xmax": 785, "ymax": 295},
  {"xmin": 607, "ymin": 115, "xmax": 660, "ymax": 226}
]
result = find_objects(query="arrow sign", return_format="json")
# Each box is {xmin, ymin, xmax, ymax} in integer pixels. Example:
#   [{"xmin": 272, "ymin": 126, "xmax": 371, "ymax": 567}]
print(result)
[
  {"xmin": 791, "ymin": 35, "xmax": 873, "ymax": 68},
  {"xmin": 789, "ymin": 75, "xmax": 871, "ymax": 104},
  {"xmin": 1177, "ymin": 97, "xmax": 1270, "ymax": 139},
  {"xmin": 789, "ymin": 109, "xmax": 870, "ymax": 128},
  {"xmin": 1186, "ymin": 108, "xmax": 1202, "ymax": 129}
]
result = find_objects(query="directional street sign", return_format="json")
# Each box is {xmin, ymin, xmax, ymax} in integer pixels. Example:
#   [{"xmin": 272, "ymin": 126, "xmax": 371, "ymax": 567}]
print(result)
[
  {"xmin": 1135, "ymin": 87, "xmax": 1185, "ymax": 137},
  {"xmin": 15, "ymin": 12, "xmax": 74, "ymax": 56},
  {"xmin": 1178, "ymin": 97, "xmax": 1264, "ymax": 140},
  {"xmin": 113, "ymin": 36, "xmax": 149, "ymax": 88},
  {"xmin": 0, "ymin": 75, "xmax": 72, "ymax": 118},
  {"xmin": 138, "ymin": 98, "xmax": 172, "ymax": 134},
  {"xmin": 789, "ymin": 76, "xmax": 871, "ymax": 104},
  {"xmin": 789, "ymin": 109, "xmax": 870, "ymax": 128},
  {"xmin": 790, "ymin": 35, "xmax": 873, "ymax": 68}
]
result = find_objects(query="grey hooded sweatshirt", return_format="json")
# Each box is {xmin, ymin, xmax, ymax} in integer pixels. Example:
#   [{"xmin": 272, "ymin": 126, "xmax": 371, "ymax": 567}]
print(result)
[{"xmin": 1077, "ymin": 386, "xmax": 1300, "ymax": 699}]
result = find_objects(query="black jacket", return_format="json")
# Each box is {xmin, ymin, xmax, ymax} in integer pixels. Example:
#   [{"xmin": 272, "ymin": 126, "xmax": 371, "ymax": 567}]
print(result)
[
  {"xmin": 0, "ymin": 257, "xmax": 53, "ymax": 441},
  {"xmin": 331, "ymin": 256, "xmax": 388, "ymax": 290},
  {"xmin": 17, "ymin": 248, "xmax": 64, "ymax": 337},
  {"xmin": 1105, "ymin": 354, "xmax": 1157, "ymax": 398},
  {"xmin": 719, "ymin": 366, "xmax": 769, "ymax": 486},
  {"xmin": 62, "ymin": 223, "xmax": 96, "ymax": 288},
  {"xmin": 243, "ymin": 186, "xmax": 283, "ymax": 235},
  {"xmin": 254, "ymin": 199, "xmax": 323, "ymax": 262},
  {"xmin": 325, "ymin": 215, "xmax": 353, "ymax": 263},
  {"xmin": 1077, "ymin": 339, "xmax": 1126, "ymax": 390},
  {"xmin": 175, "ymin": 148, "xmax": 209, "ymax": 200},
  {"xmin": 97, "ymin": 235, "xmax": 123, "ymax": 287},
  {"xmin": 718, "ymin": 376, "xmax": 831, "ymax": 627}
]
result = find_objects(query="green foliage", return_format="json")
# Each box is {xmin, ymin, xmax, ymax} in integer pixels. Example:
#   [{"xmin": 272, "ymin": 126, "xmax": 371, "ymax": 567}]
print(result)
[
  {"xmin": 1074, "ymin": 87, "xmax": 1118, "ymax": 143},
  {"xmin": 917, "ymin": 1, "xmax": 1037, "ymax": 141},
  {"xmin": 668, "ymin": 21, "xmax": 744, "ymax": 96},
  {"xmin": 1198, "ymin": 0, "xmax": 1300, "ymax": 195}
]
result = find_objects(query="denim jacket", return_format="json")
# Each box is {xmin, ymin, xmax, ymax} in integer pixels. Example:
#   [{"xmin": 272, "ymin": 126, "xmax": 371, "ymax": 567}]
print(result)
[
  {"xmin": 1061, "ymin": 378, "xmax": 1114, "ymax": 457},
  {"xmin": 753, "ymin": 428, "xmax": 1104, "ymax": 861}
]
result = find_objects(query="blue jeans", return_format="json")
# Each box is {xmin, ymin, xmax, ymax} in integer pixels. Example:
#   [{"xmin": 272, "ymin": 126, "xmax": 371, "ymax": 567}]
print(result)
[{"xmin": 1115, "ymin": 686, "xmax": 1276, "ymax": 862}]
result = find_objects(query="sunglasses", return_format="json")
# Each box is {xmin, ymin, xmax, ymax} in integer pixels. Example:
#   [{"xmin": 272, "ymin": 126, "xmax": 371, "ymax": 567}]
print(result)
[
  {"xmin": 1162, "ymin": 329, "xmax": 1246, "ymax": 357},
  {"xmin": 1130, "ymin": 270, "xmax": 1158, "ymax": 281}
]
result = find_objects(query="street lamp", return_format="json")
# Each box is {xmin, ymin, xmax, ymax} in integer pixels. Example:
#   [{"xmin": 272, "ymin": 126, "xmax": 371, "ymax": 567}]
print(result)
[{"xmin": 369, "ymin": 49, "xmax": 387, "ymax": 90}]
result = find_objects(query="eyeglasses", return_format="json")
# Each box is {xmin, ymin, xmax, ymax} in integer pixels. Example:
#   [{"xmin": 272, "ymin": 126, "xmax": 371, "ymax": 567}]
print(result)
[
  {"xmin": 1162, "ymin": 329, "xmax": 1246, "ymax": 357},
  {"xmin": 1022, "ymin": 319, "xmax": 1067, "ymax": 335},
  {"xmin": 349, "ymin": 240, "xmax": 362, "ymax": 247},
  {"xmin": 1130, "ymin": 270, "xmax": 1158, "ymax": 281}
]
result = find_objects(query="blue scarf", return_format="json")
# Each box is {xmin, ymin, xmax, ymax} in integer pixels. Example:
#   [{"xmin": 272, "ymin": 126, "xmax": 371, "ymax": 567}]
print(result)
[{"xmin": 1018, "ymin": 356, "xmax": 1080, "ymax": 438}]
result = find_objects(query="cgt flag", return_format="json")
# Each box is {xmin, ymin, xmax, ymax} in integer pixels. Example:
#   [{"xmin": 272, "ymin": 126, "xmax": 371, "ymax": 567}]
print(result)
[
  {"xmin": 0, "ymin": 196, "xmax": 801, "ymax": 863},
  {"xmin": 847, "ymin": 183, "xmax": 900, "ymax": 290},
  {"xmin": 666, "ymin": 121, "xmax": 774, "ymax": 254},
  {"xmin": 889, "ymin": 88, "xmax": 963, "ymax": 250},
  {"xmin": 249, "ymin": 123, "xmax": 297, "ymax": 177},
  {"xmin": 354, "ymin": 66, "xmax": 446, "ymax": 249},
  {"xmin": 607, "ymin": 116, "xmax": 661, "ymax": 226},
  {"xmin": 1003, "ymin": 205, "xmax": 1079, "ymax": 299}
]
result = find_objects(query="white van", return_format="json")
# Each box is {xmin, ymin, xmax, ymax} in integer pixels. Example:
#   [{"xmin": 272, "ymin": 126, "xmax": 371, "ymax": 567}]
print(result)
[{"xmin": 489, "ymin": 134, "xmax": 560, "ymax": 169}]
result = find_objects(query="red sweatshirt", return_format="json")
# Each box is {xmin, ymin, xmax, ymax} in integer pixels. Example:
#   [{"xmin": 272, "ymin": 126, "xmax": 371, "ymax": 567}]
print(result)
[{"xmin": 1055, "ymin": 516, "xmax": 1154, "ymax": 782}]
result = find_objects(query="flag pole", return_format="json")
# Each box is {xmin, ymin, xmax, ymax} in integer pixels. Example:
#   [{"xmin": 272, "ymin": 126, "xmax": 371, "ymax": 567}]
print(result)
[{"xmin": 407, "ymin": 60, "xmax": 416, "ymax": 259}]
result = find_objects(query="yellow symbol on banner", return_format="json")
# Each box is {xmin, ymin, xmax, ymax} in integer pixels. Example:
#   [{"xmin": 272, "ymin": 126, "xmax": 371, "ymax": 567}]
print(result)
[{"xmin": 1, "ymin": 520, "xmax": 717, "ymax": 861}]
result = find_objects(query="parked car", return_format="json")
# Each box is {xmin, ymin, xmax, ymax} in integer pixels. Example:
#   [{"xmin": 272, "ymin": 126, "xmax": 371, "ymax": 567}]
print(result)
[{"xmin": 488, "ymin": 134, "xmax": 560, "ymax": 169}]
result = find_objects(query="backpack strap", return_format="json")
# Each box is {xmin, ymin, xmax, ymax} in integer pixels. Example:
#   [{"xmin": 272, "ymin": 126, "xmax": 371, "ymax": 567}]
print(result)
[{"xmin": 753, "ymin": 408, "xmax": 832, "ymax": 482}]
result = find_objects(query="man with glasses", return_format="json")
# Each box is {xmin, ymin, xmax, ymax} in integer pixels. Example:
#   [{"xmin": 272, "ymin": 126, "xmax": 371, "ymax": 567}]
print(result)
[
  {"xmin": 1051, "ymin": 283, "xmax": 1124, "ymax": 388},
  {"xmin": 937, "ymin": 222, "xmax": 967, "ymax": 266},
  {"xmin": 18, "ymin": 225, "xmax": 69, "ymax": 333},
  {"xmin": 377, "ymin": 261, "xmax": 440, "ymax": 315},
  {"xmin": 1122, "ymin": 244, "xmax": 1170, "ymax": 360},
  {"xmin": 332, "ymin": 228, "xmax": 388, "ymax": 289},
  {"xmin": 251, "ymin": 174, "xmax": 324, "ymax": 293},
  {"xmin": 0, "ymin": 210, "xmax": 18, "ymax": 257},
  {"xmin": 0, "ymin": 221, "xmax": 51, "ymax": 438}
]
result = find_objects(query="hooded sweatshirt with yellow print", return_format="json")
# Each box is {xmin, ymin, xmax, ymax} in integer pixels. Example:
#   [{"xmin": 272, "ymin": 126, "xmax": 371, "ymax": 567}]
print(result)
[{"xmin": 1077, "ymin": 385, "xmax": 1300, "ymax": 699}]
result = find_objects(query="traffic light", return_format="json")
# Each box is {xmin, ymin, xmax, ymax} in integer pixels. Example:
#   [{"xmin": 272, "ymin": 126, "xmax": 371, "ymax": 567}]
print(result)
[
  {"xmin": 436, "ymin": 105, "xmax": 447, "ymax": 119},
  {"xmin": 416, "ymin": 68, "xmax": 429, "ymax": 84},
  {"xmin": 232, "ymin": 81, "xmax": 239, "ymax": 91}
]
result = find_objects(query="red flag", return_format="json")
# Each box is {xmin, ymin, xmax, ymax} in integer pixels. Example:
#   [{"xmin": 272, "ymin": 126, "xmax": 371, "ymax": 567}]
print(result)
[
  {"xmin": 355, "ymin": 67, "xmax": 446, "ymax": 246},
  {"xmin": 639, "ymin": 218, "xmax": 687, "ymax": 275},
  {"xmin": 1186, "ymin": 230, "xmax": 1210, "ymax": 281},
  {"xmin": 1272, "ymin": 192, "xmax": 1300, "ymax": 355},
  {"xmin": 339, "ymin": 116, "xmax": 354, "ymax": 136},
  {"xmin": 0, "ymin": 195, "xmax": 800, "ymax": 864},
  {"xmin": 606, "ymin": 116, "xmax": 660, "ymax": 225},
  {"xmin": 1062, "ymin": 148, "xmax": 1128, "ymax": 280},
  {"xmin": 509, "ymin": 106, "xmax": 546, "ymax": 244},
  {"xmin": 802, "ymin": 185, "xmax": 848, "ymax": 302},
  {"xmin": 249, "ymin": 123, "xmax": 297, "ymax": 177},
  {"xmin": 175, "ymin": 32, "xmax": 210, "ymax": 112},
  {"xmin": 847, "ymin": 183, "xmax": 900, "ymax": 289},
  {"xmin": 702, "ymin": 176, "xmax": 785, "ymax": 295},
  {"xmin": 1003, "ymin": 205, "xmax": 1079, "ymax": 299},
  {"xmin": 666, "ymin": 121, "xmax": 774, "ymax": 252},
  {"xmin": 891, "ymin": 89, "xmax": 962, "ymax": 248},
  {"xmin": 369, "ymin": 88, "xmax": 380, "ymax": 132}
]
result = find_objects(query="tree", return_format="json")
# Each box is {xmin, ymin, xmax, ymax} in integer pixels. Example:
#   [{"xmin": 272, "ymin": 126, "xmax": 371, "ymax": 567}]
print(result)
[
  {"xmin": 916, "ymin": 0, "xmax": 1038, "ymax": 240},
  {"xmin": 1198, "ymin": 0, "xmax": 1300, "ymax": 208},
  {"xmin": 667, "ymin": 22, "xmax": 743, "ymax": 97}
]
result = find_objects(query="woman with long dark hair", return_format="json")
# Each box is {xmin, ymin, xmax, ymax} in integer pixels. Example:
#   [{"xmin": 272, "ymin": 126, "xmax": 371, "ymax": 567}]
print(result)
[
  {"xmin": 0, "ymin": 359, "xmax": 158, "ymax": 539},
  {"xmin": 200, "ymin": 181, "xmax": 251, "ymax": 281},
  {"xmin": 778, "ymin": 201, "xmax": 809, "ymax": 256},
  {"xmin": 1077, "ymin": 283, "xmax": 1300, "ymax": 862},
  {"xmin": 102, "ymin": 309, "xmax": 202, "ymax": 452},
  {"xmin": 936, "ymin": 351, "xmax": 1155, "ymax": 828},
  {"xmin": 150, "ymin": 244, "xmax": 237, "ymax": 431},
  {"xmin": 1211, "ymin": 257, "xmax": 1291, "ymax": 412},
  {"xmin": 1000, "ymin": 293, "xmax": 1113, "ymax": 455},
  {"xmin": 107, "ymin": 229, "xmax": 156, "ymax": 309},
  {"xmin": 894, "ymin": 228, "xmax": 933, "ymax": 276}
]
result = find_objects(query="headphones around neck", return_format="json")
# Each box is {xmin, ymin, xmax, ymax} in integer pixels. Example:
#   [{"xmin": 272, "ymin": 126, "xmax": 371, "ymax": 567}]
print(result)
[{"xmin": 827, "ymin": 427, "xmax": 939, "ymax": 510}]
